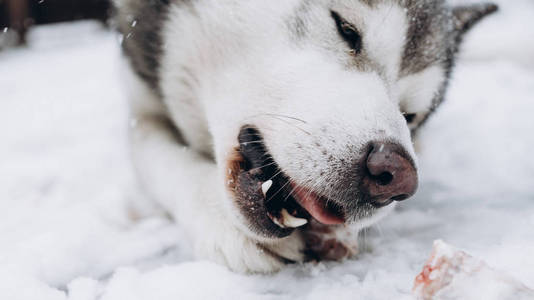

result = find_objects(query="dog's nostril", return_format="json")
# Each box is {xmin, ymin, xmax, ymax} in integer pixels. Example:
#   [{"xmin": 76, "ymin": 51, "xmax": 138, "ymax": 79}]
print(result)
[
  {"xmin": 375, "ymin": 172, "xmax": 393, "ymax": 186},
  {"xmin": 362, "ymin": 141, "xmax": 418, "ymax": 206}
]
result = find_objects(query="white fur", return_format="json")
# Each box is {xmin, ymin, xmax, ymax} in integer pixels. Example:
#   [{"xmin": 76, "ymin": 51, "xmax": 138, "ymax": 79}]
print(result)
[
  {"xmin": 400, "ymin": 66, "xmax": 445, "ymax": 112},
  {"xmin": 125, "ymin": 57, "xmax": 305, "ymax": 273},
  {"xmin": 399, "ymin": 65, "xmax": 446, "ymax": 129},
  {"xmin": 124, "ymin": 0, "xmax": 445, "ymax": 273}
]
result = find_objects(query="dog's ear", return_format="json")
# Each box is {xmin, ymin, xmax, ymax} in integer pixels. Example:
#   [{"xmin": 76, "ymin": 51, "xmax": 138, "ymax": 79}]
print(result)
[{"xmin": 452, "ymin": 3, "xmax": 498, "ymax": 34}]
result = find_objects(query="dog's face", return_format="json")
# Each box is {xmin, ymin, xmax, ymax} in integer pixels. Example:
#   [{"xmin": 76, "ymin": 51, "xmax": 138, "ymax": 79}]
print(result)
[{"xmin": 206, "ymin": 0, "xmax": 497, "ymax": 243}]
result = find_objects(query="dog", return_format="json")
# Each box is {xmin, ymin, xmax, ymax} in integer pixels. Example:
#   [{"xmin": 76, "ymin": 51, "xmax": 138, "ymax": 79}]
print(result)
[{"xmin": 114, "ymin": 0, "xmax": 497, "ymax": 273}]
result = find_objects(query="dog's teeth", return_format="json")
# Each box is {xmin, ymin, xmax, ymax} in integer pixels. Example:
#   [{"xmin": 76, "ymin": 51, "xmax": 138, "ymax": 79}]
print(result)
[
  {"xmin": 272, "ymin": 217, "xmax": 285, "ymax": 229},
  {"xmin": 261, "ymin": 180, "xmax": 273, "ymax": 197},
  {"xmin": 280, "ymin": 209, "xmax": 308, "ymax": 228}
]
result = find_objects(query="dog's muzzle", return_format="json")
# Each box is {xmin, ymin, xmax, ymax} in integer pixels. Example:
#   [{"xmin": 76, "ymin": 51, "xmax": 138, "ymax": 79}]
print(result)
[{"xmin": 226, "ymin": 126, "xmax": 418, "ymax": 256}]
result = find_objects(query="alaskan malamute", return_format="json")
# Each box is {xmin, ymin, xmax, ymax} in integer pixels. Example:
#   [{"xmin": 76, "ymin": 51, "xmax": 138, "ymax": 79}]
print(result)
[{"xmin": 115, "ymin": 0, "xmax": 497, "ymax": 272}]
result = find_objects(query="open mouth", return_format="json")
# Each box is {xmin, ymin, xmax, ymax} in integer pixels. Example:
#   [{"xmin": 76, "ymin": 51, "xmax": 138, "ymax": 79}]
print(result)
[{"xmin": 227, "ymin": 126, "xmax": 346, "ymax": 238}]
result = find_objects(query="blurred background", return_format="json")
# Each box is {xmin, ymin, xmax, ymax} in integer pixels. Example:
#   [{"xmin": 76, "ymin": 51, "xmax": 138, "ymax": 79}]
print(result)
[{"xmin": 0, "ymin": 0, "xmax": 110, "ymax": 47}]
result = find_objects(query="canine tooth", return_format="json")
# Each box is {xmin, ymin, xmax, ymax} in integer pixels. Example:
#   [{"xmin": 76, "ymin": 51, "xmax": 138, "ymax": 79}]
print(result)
[
  {"xmin": 268, "ymin": 212, "xmax": 285, "ymax": 228},
  {"xmin": 272, "ymin": 217, "xmax": 285, "ymax": 228},
  {"xmin": 280, "ymin": 209, "xmax": 308, "ymax": 228},
  {"xmin": 261, "ymin": 180, "xmax": 273, "ymax": 197}
]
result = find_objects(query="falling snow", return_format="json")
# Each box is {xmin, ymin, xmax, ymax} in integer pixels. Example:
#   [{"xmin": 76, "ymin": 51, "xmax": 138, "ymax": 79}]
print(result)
[{"xmin": 0, "ymin": 0, "xmax": 533, "ymax": 299}]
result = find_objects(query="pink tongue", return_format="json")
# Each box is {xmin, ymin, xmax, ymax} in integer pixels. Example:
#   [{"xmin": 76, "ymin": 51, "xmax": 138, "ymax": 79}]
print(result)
[{"xmin": 293, "ymin": 188, "xmax": 345, "ymax": 225}]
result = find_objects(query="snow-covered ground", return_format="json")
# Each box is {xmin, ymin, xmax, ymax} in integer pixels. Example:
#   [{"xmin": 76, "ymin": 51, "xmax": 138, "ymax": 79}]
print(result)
[{"xmin": 1, "ymin": 1, "xmax": 533, "ymax": 299}]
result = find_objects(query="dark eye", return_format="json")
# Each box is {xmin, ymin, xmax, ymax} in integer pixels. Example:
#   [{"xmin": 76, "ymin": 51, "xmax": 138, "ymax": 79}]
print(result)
[
  {"xmin": 331, "ymin": 11, "xmax": 362, "ymax": 55},
  {"xmin": 403, "ymin": 113, "xmax": 417, "ymax": 123}
]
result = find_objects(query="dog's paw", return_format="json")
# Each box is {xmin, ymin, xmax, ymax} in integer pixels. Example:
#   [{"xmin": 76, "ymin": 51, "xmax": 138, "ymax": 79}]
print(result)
[
  {"xmin": 193, "ymin": 219, "xmax": 305, "ymax": 273},
  {"xmin": 194, "ymin": 225, "xmax": 282, "ymax": 273}
]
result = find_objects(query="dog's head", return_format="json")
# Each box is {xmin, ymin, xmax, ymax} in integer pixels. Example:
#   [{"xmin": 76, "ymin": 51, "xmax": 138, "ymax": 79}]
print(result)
[{"xmin": 207, "ymin": 1, "xmax": 497, "ymax": 243}]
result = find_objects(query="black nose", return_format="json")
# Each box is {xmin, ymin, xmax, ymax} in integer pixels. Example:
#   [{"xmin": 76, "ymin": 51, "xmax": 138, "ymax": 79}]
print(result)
[{"xmin": 361, "ymin": 142, "xmax": 418, "ymax": 207}]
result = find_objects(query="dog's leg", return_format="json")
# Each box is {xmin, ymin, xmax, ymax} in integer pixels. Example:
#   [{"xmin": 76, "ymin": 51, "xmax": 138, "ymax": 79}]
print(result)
[{"xmin": 124, "ymin": 68, "xmax": 299, "ymax": 273}]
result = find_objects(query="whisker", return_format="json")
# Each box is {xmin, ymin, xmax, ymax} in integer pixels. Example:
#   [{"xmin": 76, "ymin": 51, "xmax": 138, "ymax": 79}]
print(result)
[
  {"xmin": 244, "ymin": 113, "xmax": 311, "ymax": 136},
  {"xmin": 267, "ymin": 169, "xmax": 284, "ymax": 182},
  {"xmin": 283, "ymin": 182, "xmax": 300, "ymax": 202},
  {"xmin": 266, "ymin": 179, "xmax": 291, "ymax": 204},
  {"xmin": 248, "ymin": 161, "xmax": 276, "ymax": 172},
  {"xmin": 268, "ymin": 115, "xmax": 312, "ymax": 136},
  {"xmin": 302, "ymin": 180, "xmax": 317, "ymax": 207},
  {"xmin": 261, "ymin": 113, "xmax": 307, "ymax": 124}
]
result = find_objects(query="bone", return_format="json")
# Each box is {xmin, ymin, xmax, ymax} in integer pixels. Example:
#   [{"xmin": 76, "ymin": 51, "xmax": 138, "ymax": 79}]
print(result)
[{"xmin": 261, "ymin": 180, "xmax": 273, "ymax": 197}]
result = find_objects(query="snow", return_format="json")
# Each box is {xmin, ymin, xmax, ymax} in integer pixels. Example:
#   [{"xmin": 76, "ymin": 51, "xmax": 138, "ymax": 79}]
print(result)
[{"xmin": 0, "ymin": 1, "xmax": 533, "ymax": 299}]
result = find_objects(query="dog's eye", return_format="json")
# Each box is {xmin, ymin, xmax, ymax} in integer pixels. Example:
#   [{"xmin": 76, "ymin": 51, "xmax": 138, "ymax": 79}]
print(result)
[
  {"xmin": 331, "ymin": 11, "xmax": 362, "ymax": 55},
  {"xmin": 403, "ymin": 113, "xmax": 417, "ymax": 123}
]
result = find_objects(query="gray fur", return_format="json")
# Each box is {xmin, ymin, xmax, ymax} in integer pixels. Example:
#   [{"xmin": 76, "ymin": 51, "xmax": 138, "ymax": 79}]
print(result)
[
  {"xmin": 453, "ymin": 3, "xmax": 499, "ymax": 33},
  {"xmin": 116, "ymin": 0, "xmax": 173, "ymax": 95},
  {"xmin": 400, "ymin": 0, "xmax": 453, "ymax": 76},
  {"xmin": 405, "ymin": 1, "xmax": 498, "ymax": 132}
]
